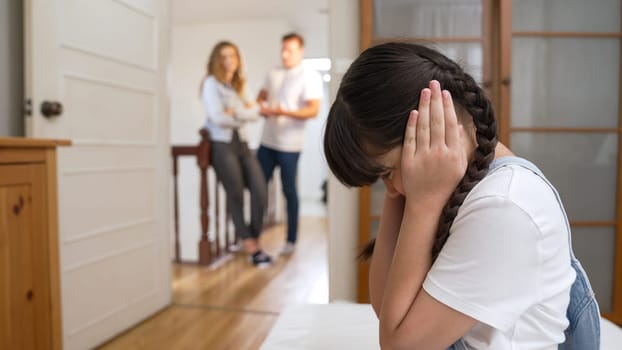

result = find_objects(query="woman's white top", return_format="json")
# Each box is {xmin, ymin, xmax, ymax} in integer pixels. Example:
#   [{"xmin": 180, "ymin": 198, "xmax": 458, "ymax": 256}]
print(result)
[
  {"xmin": 422, "ymin": 163, "xmax": 575, "ymax": 349},
  {"xmin": 201, "ymin": 75, "xmax": 259, "ymax": 143}
]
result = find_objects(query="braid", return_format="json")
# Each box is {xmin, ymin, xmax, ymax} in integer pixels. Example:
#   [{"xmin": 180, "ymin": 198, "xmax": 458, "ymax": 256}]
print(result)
[
  {"xmin": 347, "ymin": 43, "xmax": 500, "ymax": 262},
  {"xmin": 430, "ymin": 68, "xmax": 498, "ymax": 261}
]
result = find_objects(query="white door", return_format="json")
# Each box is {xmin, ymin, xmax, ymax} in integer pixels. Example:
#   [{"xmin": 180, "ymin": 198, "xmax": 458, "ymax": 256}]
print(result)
[{"xmin": 24, "ymin": 1, "xmax": 172, "ymax": 349}]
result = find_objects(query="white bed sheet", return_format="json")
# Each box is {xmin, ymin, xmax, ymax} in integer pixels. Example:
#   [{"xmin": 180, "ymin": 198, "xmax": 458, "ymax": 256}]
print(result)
[{"xmin": 260, "ymin": 303, "xmax": 622, "ymax": 349}]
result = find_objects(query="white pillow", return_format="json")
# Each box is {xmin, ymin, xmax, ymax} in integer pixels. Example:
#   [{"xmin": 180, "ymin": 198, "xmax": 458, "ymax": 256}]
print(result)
[{"xmin": 601, "ymin": 317, "xmax": 622, "ymax": 349}]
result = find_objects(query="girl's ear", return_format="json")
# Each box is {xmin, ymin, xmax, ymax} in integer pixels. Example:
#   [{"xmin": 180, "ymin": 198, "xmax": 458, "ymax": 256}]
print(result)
[{"xmin": 382, "ymin": 178, "xmax": 401, "ymax": 198}]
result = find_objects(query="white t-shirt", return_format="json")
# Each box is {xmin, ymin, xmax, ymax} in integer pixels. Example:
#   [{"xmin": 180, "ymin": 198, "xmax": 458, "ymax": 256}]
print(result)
[
  {"xmin": 260, "ymin": 64, "xmax": 323, "ymax": 152},
  {"xmin": 422, "ymin": 163, "xmax": 576, "ymax": 349}
]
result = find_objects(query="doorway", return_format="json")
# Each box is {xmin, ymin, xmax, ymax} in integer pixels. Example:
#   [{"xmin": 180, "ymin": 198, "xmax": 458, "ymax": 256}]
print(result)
[{"xmin": 170, "ymin": 0, "xmax": 331, "ymax": 265}]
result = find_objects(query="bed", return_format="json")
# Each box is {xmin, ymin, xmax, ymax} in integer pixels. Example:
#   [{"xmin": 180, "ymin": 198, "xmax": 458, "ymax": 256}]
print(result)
[{"xmin": 260, "ymin": 303, "xmax": 622, "ymax": 349}]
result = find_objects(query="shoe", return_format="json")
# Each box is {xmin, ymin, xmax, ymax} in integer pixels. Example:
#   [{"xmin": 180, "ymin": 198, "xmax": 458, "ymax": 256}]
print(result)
[
  {"xmin": 281, "ymin": 242, "xmax": 295, "ymax": 256},
  {"xmin": 228, "ymin": 242, "xmax": 242, "ymax": 253},
  {"xmin": 249, "ymin": 251, "xmax": 273, "ymax": 268}
]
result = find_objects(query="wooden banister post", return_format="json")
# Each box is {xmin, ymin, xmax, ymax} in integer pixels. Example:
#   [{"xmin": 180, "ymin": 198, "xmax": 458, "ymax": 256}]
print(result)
[
  {"xmin": 197, "ymin": 128, "xmax": 212, "ymax": 265},
  {"xmin": 215, "ymin": 179, "xmax": 221, "ymax": 256},
  {"xmin": 172, "ymin": 151, "xmax": 181, "ymax": 263}
]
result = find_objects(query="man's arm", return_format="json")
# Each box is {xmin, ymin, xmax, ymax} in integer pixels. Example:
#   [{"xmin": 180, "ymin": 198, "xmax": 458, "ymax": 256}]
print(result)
[
  {"xmin": 256, "ymin": 88, "xmax": 275, "ymax": 118},
  {"xmin": 256, "ymin": 89, "xmax": 268, "ymax": 104},
  {"xmin": 277, "ymin": 99, "xmax": 320, "ymax": 120}
]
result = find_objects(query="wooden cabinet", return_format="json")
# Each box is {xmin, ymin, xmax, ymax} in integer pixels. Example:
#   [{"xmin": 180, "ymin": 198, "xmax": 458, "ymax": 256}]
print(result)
[{"xmin": 0, "ymin": 138, "xmax": 68, "ymax": 350}]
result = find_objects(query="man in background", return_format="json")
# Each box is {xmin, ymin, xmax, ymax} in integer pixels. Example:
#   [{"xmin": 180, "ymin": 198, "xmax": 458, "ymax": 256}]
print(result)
[{"xmin": 256, "ymin": 32, "xmax": 323, "ymax": 256}]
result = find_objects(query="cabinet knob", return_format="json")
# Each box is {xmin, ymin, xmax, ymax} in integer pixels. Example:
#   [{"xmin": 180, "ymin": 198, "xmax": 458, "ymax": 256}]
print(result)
[{"xmin": 26, "ymin": 290, "xmax": 33, "ymax": 301}]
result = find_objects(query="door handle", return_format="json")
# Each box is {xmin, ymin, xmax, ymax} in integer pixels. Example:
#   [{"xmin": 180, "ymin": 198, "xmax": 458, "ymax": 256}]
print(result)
[{"xmin": 40, "ymin": 101, "xmax": 63, "ymax": 118}]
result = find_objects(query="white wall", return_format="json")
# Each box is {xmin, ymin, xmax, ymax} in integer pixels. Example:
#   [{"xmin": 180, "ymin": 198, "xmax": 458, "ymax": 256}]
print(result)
[
  {"xmin": 327, "ymin": 0, "xmax": 361, "ymax": 302},
  {"xmin": 170, "ymin": 19, "xmax": 329, "ymax": 260},
  {"xmin": 170, "ymin": 19, "xmax": 290, "ymax": 146},
  {"xmin": 299, "ymin": 62, "xmax": 330, "ymax": 203},
  {"xmin": 0, "ymin": 0, "xmax": 24, "ymax": 136}
]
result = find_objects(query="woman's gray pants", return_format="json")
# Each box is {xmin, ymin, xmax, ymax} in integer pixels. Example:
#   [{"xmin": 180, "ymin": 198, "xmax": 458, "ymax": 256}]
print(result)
[{"xmin": 210, "ymin": 132, "xmax": 266, "ymax": 240}]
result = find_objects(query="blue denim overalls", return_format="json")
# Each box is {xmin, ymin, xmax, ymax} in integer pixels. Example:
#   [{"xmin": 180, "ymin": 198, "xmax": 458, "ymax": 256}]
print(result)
[{"xmin": 448, "ymin": 157, "xmax": 601, "ymax": 350}]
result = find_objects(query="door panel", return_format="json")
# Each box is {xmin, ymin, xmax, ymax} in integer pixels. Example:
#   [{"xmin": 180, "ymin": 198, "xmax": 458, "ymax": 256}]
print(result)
[
  {"xmin": 61, "ymin": 170, "xmax": 155, "ymax": 240},
  {"xmin": 433, "ymin": 42, "xmax": 484, "ymax": 82},
  {"xmin": 511, "ymin": 132, "xmax": 617, "ymax": 222},
  {"xmin": 512, "ymin": 0, "xmax": 620, "ymax": 32},
  {"xmin": 512, "ymin": 38, "xmax": 619, "ymax": 128},
  {"xmin": 572, "ymin": 227, "xmax": 616, "ymax": 313},
  {"xmin": 24, "ymin": 0, "xmax": 172, "ymax": 349},
  {"xmin": 373, "ymin": 0, "xmax": 483, "ymax": 37},
  {"xmin": 61, "ymin": 75, "xmax": 156, "ymax": 142},
  {"xmin": 509, "ymin": 0, "xmax": 622, "ymax": 322},
  {"xmin": 61, "ymin": 0, "xmax": 156, "ymax": 69}
]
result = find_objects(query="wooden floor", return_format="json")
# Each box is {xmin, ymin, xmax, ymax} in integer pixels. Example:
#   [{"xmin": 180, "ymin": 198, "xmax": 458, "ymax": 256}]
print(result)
[{"xmin": 97, "ymin": 216, "xmax": 328, "ymax": 350}]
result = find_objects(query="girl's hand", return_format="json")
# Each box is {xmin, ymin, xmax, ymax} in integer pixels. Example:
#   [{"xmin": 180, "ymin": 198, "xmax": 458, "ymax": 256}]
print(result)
[{"xmin": 401, "ymin": 80, "xmax": 468, "ymax": 208}]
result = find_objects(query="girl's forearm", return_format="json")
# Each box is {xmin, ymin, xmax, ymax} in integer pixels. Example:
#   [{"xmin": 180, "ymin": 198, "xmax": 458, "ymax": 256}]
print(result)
[
  {"xmin": 379, "ymin": 200, "xmax": 443, "ymax": 348},
  {"xmin": 369, "ymin": 195, "xmax": 405, "ymax": 316},
  {"xmin": 279, "ymin": 99, "xmax": 320, "ymax": 119}
]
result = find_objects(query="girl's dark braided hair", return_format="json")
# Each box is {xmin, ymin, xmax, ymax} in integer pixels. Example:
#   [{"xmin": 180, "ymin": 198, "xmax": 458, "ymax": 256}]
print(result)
[{"xmin": 324, "ymin": 42, "xmax": 498, "ymax": 261}]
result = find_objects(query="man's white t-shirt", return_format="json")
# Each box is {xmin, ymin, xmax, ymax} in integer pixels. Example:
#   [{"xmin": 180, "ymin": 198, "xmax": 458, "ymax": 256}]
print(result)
[
  {"xmin": 260, "ymin": 64, "xmax": 323, "ymax": 152},
  {"xmin": 422, "ymin": 162, "xmax": 576, "ymax": 349}
]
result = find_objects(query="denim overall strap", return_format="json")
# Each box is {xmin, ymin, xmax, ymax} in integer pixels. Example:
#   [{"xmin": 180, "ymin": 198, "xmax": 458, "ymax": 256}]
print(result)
[
  {"xmin": 447, "ymin": 339, "xmax": 472, "ymax": 350},
  {"xmin": 487, "ymin": 157, "xmax": 601, "ymax": 350},
  {"xmin": 448, "ymin": 157, "xmax": 600, "ymax": 349}
]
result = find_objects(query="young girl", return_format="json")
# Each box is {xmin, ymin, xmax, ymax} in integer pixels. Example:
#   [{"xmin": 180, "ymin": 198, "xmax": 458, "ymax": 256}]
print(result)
[
  {"xmin": 324, "ymin": 43, "xmax": 600, "ymax": 349},
  {"xmin": 201, "ymin": 41, "xmax": 271, "ymax": 267}
]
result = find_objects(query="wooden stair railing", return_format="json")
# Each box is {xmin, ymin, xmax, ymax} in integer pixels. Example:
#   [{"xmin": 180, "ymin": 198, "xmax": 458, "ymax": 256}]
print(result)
[
  {"xmin": 197, "ymin": 128, "xmax": 212, "ymax": 264},
  {"xmin": 171, "ymin": 128, "xmax": 239, "ymax": 265}
]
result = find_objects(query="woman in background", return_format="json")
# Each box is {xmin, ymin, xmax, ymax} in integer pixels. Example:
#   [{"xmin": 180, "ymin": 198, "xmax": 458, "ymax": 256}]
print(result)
[{"xmin": 201, "ymin": 41, "xmax": 271, "ymax": 268}]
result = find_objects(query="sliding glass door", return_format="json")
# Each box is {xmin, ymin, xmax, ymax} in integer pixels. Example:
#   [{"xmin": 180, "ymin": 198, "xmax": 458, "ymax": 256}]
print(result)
[
  {"xmin": 359, "ymin": 0, "xmax": 622, "ymax": 324},
  {"xmin": 509, "ymin": 0, "xmax": 621, "ymax": 320}
]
